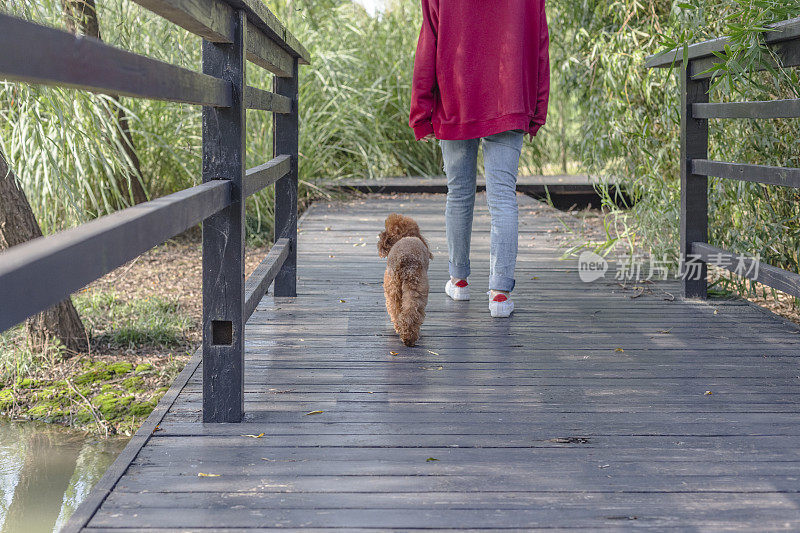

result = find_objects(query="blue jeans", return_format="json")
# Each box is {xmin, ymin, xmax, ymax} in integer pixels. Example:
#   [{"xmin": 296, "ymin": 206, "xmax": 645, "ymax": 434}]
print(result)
[{"xmin": 440, "ymin": 129, "xmax": 524, "ymax": 292}]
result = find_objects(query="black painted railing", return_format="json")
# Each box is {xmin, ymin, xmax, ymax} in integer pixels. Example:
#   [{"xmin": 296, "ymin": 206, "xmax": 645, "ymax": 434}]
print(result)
[
  {"xmin": 0, "ymin": 0, "xmax": 309, "ymax": 423},
  {"xmin": 645, "ymin": 17, "xmax": 800, "ymax": 300}
]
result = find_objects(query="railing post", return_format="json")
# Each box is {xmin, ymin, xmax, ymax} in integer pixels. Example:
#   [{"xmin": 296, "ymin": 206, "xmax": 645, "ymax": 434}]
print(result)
[
  {"xmin": 201, "ymin": 9, "xmax": 246, "ymax": 422},
  {"xmin": 679, "ymin": 59, "xmax": 709, "ymax": 299},
  {"xmin": 273, "ymin": 59, "xmax": 299, "ymax": 297}
]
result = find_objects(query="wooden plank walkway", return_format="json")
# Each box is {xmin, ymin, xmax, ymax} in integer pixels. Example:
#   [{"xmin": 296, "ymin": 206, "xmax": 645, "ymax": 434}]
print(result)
[{"xmin": 69, "ymin": 193, "xmax": 800, "ymax": 531}]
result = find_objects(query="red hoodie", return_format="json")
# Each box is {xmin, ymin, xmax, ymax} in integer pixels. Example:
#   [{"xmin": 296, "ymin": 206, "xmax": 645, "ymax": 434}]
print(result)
[{"xmin": 409, "ymin": 0, "xmax": 550, "ymax": 141}]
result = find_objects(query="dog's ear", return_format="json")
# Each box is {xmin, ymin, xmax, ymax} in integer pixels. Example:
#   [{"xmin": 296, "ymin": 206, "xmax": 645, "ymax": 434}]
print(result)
[
  {"xmin": 377, "ymin": 228, "xmax": 392, "ymax": 258},
  {"xmin": 377, "ymin": 213, "xmax": 402, "ymax": 258}
]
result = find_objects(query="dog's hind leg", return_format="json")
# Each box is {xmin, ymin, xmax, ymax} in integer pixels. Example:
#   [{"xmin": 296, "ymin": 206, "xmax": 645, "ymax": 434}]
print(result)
[
  {"xmin": 398, "ymin": 276, "xmax": 429, "ymax": 347},
  {"xmin": 384, "ymin": 269, "xmax": 403, "ymax": 333}
]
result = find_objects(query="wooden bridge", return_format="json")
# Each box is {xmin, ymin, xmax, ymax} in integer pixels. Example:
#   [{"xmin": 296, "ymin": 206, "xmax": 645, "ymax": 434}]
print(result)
[
  {"xmin": 66, "ymin": 192, "xmax": 800, "ymax": 531},
  {"xmin": 0, "ymin": 2, "xmax": 799, "ymax": 531}
]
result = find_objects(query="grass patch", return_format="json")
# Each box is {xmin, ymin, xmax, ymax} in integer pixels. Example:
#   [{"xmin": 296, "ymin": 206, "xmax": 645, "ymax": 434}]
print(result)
[
  {"xmin": 75, "ymin": 290, "xmax": 194, "ymax": 349},
  {"xmin": 0, "ymin": 289, "xmax": 193, "ymax": 435}
]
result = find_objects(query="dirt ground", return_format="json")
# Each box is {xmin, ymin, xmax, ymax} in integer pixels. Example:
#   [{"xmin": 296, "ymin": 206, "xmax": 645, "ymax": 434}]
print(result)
[{"xmin": 87, "ymin": 235, "xmax": 271, "ymax": 337}]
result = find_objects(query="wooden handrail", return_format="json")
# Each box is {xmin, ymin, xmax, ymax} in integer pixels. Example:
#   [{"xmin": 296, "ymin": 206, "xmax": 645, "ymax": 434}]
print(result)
[
  {"xmin": 645, "ymin": 18, "xmax": 799, "ymax": 300},
  {"xmin": 245, "ymin": 155, "xmax": 292, "ymax": 197},
  {"xmin": 0, "ymin": 14, "xmax": 232, "ymax": 106},
  {"xmin": 645, "ymin": 17, "xmax": 800, "ymax": 68},
  {"xmin": 130, "ymin": 0, "xmax": 310, "ymax": 63},
  {"xmin": 0, "ymin": 180, "xmax": 231, "ymax": 332},
  {"xmin": 245, "ymin": 86, "xmax": 292, "ymax": 112},
  {"xmin": 0, "ymin": 0, "xmax": 306, "ymax": 424}
]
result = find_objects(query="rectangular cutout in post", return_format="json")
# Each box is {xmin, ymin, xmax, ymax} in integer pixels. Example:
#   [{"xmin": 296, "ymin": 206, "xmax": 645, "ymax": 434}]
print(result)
[{"xmin": 212, "ymin": 320, "xmax": 233, "ymax": 345}]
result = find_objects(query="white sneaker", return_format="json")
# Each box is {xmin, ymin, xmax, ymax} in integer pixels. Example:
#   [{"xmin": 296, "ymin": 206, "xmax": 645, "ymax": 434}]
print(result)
[
  {"xmin": 445, "ymin": 279, "xmax": 470, "ymax": 301},
  {"xmin": 488, "ymin": 291, "xmax": 514, "ymax": 318}
]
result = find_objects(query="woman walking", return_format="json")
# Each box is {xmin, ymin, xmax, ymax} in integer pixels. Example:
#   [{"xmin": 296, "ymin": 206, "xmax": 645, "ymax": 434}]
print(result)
[{"xmin": 409, "ymin": 0, "xmax": 550, "ymax": 317}]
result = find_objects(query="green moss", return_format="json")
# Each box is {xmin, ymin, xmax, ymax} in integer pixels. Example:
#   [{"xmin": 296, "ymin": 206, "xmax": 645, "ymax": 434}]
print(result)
[
  {"xmin": 73, "ymin": 409, "xmax": 95, "ymax": 425},
  {"xmin": 122, "ymin": 376, "xmax": 145, "ymax": 393},
  {"xmin": 74, "ymin": 362, "xmax": 115, "ymax": 385},
  {"xmin": 32, "ymin": 385, "xmax": 61, "ymax": 402},
  {"xmin": 130, "ymin": 399, "xmax": 157, "ymax": 417},
  {"xmin": 26, "ymin": 401, "xmax": 68, "ymax": 421},
  {"xmin": 0, "ymin": 389, "xmax": 14, "ymax": 411},
  {"xmin": 107, "ymin": 362, "xmax": 133, "ymax": 375},
  {"xmin": 134, "ymin": 363, "xmax": 154, "ymax": 374},
  {"xmin": 92, "ymin": 391, "xmax": 134, "ymax": 419},
  {"xmin": 16, "ymin": 378, "xmax": 37, "ymax": 389}
]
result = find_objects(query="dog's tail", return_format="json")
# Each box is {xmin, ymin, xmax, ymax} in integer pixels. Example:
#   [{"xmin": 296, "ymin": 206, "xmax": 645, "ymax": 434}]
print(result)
[{"xmin": 398, "ymin": 277, "xmax": 428, "ymax": 347}]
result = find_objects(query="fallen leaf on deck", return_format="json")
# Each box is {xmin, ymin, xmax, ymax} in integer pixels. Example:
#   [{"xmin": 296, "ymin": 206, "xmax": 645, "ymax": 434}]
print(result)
[
  {"xmin": 614, "ymin": 347, "xmax": 624, "ymax": 352},
  {"xmin": 426, "ymin": 457, "xmax": 439, "ymax": 462},
  {"xmin": 305, "ymin": 410, "xmax": 324, "ymax": 416},
  {"xmin": 704, "ymin": 390, "xmax": 712, "ymax": 395},
  {"xmin": 197, "ymin": 473, "xmax": 221, "ymax": 477},
  {"xmin": 657, "ymin": 329, "xmax": 672, "ymax": 334},
  {"xmin": 549, "ymin": 436, "xmax": 591, "ymax": 444},
  {"xmin": 427, "ymin": 350, "xmax": 439, "ymax": 355},
  {"xmin": 325, "ymin": 226, "xmax": 332, "ymax": 231},
  {"xmin": 531, "ymin": 276, "xmax": 539, "ymax": 280},
  {"xmin": 339, "ymin": 299, "xmax": 346, "ymax": 303},
  {"xmin": 390, "ymin": 351, "xmax": 398, "ymax": 355},
  {"xmin": 242, "ymin": 433, "xmax": 265, "ymax": 438}
]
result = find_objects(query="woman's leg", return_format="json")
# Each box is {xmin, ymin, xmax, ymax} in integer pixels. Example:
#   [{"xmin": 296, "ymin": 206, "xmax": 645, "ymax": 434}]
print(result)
[
  {"xmin": 482, "ymin": 130, "xmax": 524, "ymax": 292},
  {"xmin": 440, "ymin": 138, "xmax": 479, "ymax": 282}
]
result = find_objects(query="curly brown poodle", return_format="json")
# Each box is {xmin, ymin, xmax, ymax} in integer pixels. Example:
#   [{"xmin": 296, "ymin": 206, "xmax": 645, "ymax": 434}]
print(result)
[{"xmin": 378, "ymin": 213, "xmax": 433, "ymax": 347}]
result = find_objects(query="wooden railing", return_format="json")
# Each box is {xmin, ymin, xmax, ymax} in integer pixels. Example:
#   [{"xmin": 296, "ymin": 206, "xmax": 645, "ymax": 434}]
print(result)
[
  {"xmin": 0, "ymin": 0, "xmax": 309, "ymax": 423},
  {"xmin": 645, "ymin": 17, "xmax": 800, "ymax": 300}
]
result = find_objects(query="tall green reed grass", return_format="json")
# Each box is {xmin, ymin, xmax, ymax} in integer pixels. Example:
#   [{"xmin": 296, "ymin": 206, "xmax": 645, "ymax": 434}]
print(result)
[
  {"xmin": 555, "ymin": 0, "xmax": 800, "ymax": 304},
  {"xmin": 5, "ymin": 0, "xmax": 793, "ymax": 308},
  {"xmin": 1, "ymin": 0, "xmax": 570, "ymax": 242}
]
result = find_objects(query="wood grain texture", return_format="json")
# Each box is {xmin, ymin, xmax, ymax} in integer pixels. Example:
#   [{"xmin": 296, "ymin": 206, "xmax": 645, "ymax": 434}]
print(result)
[
  {"xmin": 693, "ymin": 98, "xmax": 800, "ymax": 119},
  {"xmin": 226, "ymin": 0, "xmax": 310, "ymax": 64},
  {"xmin": 246, "ymin": 21, "xmax": 293, "ymax": 77},
  {"xmin": 244, "ymin": 238, "xmax": 290, "ymax": 320},
  {"xmin": 680, "ymin": 60, "xmax": 709, "ymax": 298},
  {"xmin": 645, "ymin": 16, "xmax": 800, "ymax": 68},
  {"xmin": 691, "ymin": 159, "xmax": 800, "ymax": 188},
  {"xmin": 272, "ymin": 59, "xmax": 299, "ymax": 297},
  {"xmin": 0, "ymin": 181, "xmax": 230, "ymax": 332},
  {"xmin": 692, "ymin": 242, "xmax": 800, "ymax": 299},
  {"xmin": 201, "ymin": 10, "xmax": 247, "ymax": 423},
  {"xmin": 244, "ymin": 155, "xmax": 291, "ymax": 197},
  {"xmin": 0, "ymin": 14, "xmax": 232, "ymax": 106},
  {"xmin": 130, "ymin": 0, "xmax": 235, "ymax": 42},
  {"xmin": 244, "ymin": 86, "xmax": 292, "ymax": 113},
  {"xmin": 78, "ymin": 193, "xmax": 800, "ymax": 531}
]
